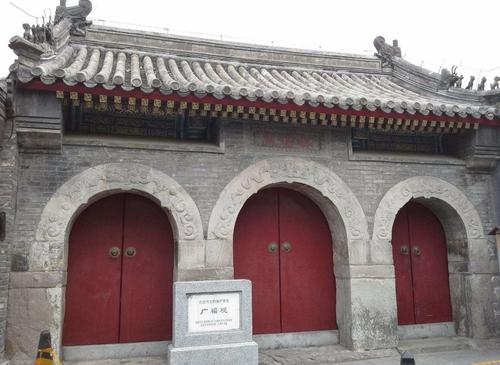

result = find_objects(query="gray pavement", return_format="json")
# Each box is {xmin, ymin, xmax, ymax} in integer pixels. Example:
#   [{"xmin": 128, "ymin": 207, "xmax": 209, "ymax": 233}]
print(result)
[
  {"xmin": 341, "ymin": 349, "xmax": 500, "ymax": 365},
  {"xmin": 64, "ymin": 349, "xmax": 500, "ymax": 365},
  {"xmin": 62, "ymin": 337, "xmax": 500, "ymax": 365}
]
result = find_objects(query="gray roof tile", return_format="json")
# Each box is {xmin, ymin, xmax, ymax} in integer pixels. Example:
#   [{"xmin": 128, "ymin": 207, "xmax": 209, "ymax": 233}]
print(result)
[{"xmin": 13, "ymin": 41, "xmax": 499, "ymax": 120}]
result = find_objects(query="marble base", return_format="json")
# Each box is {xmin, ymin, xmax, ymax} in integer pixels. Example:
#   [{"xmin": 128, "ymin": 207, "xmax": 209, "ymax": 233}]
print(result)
[{"xmin": 167, "ymin": 342, "xmax": 258, "ymax": 365}]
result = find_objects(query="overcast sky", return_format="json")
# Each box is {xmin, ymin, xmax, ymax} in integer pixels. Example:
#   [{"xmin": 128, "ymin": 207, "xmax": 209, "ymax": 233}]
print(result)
[{"xmin": 1, "ymin": 0, "xmax": 499, "ymax": 84}]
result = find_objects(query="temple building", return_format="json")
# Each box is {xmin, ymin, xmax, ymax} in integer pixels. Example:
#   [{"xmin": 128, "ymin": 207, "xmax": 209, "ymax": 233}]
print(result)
[{"xmin": 0, "ymin": 1, "xmax": 499, "ymax": 363}]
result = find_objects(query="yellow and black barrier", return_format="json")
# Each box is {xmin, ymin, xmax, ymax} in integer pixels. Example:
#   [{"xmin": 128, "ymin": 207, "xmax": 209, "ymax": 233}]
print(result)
[{"xmin": 34, "ymin": 330, "xmax": 61, "ymax": 365}]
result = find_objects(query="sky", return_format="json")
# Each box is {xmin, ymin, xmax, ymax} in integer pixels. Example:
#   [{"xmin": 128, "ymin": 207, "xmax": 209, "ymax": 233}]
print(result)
[{"xmin": 0, "ymin": 0, "xmax": 499, "ymax": 83}]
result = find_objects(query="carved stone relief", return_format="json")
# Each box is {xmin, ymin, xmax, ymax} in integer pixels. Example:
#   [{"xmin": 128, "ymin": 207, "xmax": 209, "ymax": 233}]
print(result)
[
  {"xmin": 32, "ymin": 163, "xmax": 203, "ymax": 271},
  {"xmin": 207, "ymin": 157, "xmax": 369, "ymax": 245},
  {"xmin": 371, "ymin": 176, "xmax": 496, "ymax": 338},
  {"xmin": 373, "ymin": 176, "xmax": 485, "ymax": 245}
]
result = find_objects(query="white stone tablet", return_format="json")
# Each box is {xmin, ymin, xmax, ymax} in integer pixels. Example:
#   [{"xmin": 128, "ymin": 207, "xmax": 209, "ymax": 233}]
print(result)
[{"xmin": 187, "ymin": 292, "xmax": 240, "ymax": 333}]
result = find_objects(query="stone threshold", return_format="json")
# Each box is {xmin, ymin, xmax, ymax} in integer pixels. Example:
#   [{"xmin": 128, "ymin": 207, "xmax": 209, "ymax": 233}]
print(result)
[
  {"xmin": 260, "ymin": 337, "xmax": 473, "ymax": 364},
  {"xmin": 398, "ymin": 321, "xmax": 456, "ymax": 340},
  {"xmin": 63, "ymin": 331, "xmax": 340, "ymax": 362},
  {"xmin": 63, "ymin": 341, "xmax": 168, "ymax": 362},
  {"xmin": 61, "ymin": 336, "xmax": 481, "ymax": 365}
]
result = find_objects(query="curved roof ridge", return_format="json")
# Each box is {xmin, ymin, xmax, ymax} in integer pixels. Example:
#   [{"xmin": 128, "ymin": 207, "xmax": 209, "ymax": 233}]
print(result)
[
  {"xmin": 8, "ymin": 24, "xmax": 499, "ymax": 120},
  {"xmin": 88, "ymin": 24, "xmax": 378, "ymax": 61}
]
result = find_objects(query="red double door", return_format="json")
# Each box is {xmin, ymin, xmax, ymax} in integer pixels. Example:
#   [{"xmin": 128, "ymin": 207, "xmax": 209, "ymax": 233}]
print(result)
[
  {"xmin": 63, "ymin": 194, "xmax": 174, "ymax": 345},
  {"xmin": 392, "ymin": 202, "xmax": 452, "ymax": 325},
  {"xmin": 234, "ymin": 188, "xmax": 337, "ymax": 334}
]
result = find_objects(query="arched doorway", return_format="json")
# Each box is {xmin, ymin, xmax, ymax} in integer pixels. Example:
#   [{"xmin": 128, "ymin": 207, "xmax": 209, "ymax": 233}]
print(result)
[
  {"xmin": 234, "ymin": 187, "xmax": 337, "ymax": 334},
  {"xmin": 63, "ymin": 193, "xmax": 174, "ymax": 345},
  {"xmin": 392, "ymin": 201, "xmax": 452, "ymax": 325}
]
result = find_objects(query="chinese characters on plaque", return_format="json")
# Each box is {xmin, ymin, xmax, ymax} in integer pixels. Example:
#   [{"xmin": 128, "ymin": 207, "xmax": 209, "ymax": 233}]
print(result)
[{"xmin": 187, "ymin": 292, "xmax": 240, "ymax": 333}]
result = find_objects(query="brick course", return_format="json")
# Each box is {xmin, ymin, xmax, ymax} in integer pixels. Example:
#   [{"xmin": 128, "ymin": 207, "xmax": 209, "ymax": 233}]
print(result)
[
  {"xmin": 10, "ymin": 120, "xmax": 497, "ymax": 266},
  {"xmin": 0, "ymin": 82, "xmax": 15, "ymax": 360}
]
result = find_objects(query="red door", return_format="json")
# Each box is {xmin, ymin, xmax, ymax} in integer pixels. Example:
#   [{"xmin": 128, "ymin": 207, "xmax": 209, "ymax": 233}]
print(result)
[
  {"xmin": 63, "ymin": 194, "xmax": 174, "ymax": 345},
  {"xmin": 392, "ymin": 201, "xmax": 452, "ymax": 325},
  {"xmin": 234, "ymin": 188, "xmax": 336, "ymax": 334}
]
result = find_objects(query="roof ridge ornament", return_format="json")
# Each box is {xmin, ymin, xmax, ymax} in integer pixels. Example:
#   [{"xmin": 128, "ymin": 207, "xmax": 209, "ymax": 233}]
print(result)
[
  {"xmin": 491, "ymin": 77, "xmax": 500, "ymax": 91},
  {"xmin": 440, "ymin": 65, "xmax": 460, "ymax": 89},
  {"xmin": 14, "ymin": 0, "xmax": 93, "ymax": 50},
  {"xmin": 55, "ymin": 0, "xmax": 93, "ymax": 37},
  {"xmin": 9, "ymin": 0, "xmax": 92, "ymax": 77},
  {"xmin": 477, "ymin": 76, "xmax": 487, "ymax": 91},
  {"xmin": 446, "ymin": 72, "xmax": 499, "ymax": 91},
  {"xmin": 373, "ymin": 36, "xmax": 402, "ymax": 67}
]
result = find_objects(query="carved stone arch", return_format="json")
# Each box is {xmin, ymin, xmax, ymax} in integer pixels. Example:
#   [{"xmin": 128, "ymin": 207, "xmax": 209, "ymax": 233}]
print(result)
[
  {"xmin": 208, "ymin": 157, "xmax": 369, "ymax": 263},
  {"xmin": 206, "ymin": 157, "xmax": 372, "ymax": 350},
  {"xmin": 31, "ymin": 163, "xmax": 204, "ymax": 272},
  {"xmin": 371, "ymin": 176, "xmax": 496, "ymax": 338},
  {"xmin": 371, "ymin": 176, "xmax": 485, "ymax": 264}
]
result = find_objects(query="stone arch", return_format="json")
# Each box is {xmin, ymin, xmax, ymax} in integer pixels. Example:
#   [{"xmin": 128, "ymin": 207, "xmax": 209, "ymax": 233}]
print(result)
[
  {"xmin": 31, "ymin": 163, "xmax": 204, "ymax": 272},
  {"xmin": 208, "ymin": 157, "xmax": 369, "ymax": 259},
  {"xmin": 372, "ymin": 176, "xmax": 485, "ymax": 265},
  {"xmin": 372, "ymin": 176, "xmax": 491, "ymax": 338},
  {"xmin": 207, "ymin": 157, "xmax": 371, "ymax": 350}
]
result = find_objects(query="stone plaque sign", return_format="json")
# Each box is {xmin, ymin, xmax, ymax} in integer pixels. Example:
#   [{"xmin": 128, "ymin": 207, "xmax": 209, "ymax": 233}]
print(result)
[
  {"xmin": 188, "ymin": 292, "xmax": 240, "ymax": 333},
  {"xmin": 168, "ymin": 280, "xmax": 257, "ymax": 365}
]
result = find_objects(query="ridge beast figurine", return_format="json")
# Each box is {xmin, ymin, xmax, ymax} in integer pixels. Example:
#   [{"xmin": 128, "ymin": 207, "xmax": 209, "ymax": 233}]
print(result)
[
  {"xmin": 55, "ymin": 0, "xmax": 93, "ymax": 36},
  {"xmin": 373, "ymin": 36, "xmax": 402, "ymax": 66}
]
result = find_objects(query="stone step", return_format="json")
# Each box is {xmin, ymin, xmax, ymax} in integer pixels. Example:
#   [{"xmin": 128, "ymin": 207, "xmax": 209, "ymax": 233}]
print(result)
[
  {"xmin": 397, "ymin": 336, "xmax": 473, "ymax": 355},
  {"xmin": 64, "ymin": 357, "xmax": 167, "ymax": 365},
  {"xmin": 63, "ymin": 337, "xmax": 478, "ymax": 365},
  {"xmin": 63, "ymin": 347, "xmax": 397, "ymax": 365},
  {"xmin": 259, "ymin": 337, "xmax": 475, "ymax": 365},
  {"xmin": 259, "ymin": 345, "xmax": 398, "ymax": 365}
]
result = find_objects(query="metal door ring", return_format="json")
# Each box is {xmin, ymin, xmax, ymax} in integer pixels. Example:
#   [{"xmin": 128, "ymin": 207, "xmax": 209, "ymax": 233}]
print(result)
[
  {"xmin": 125, "ymin": 246, "xmax": 137, "ymax": 257},
  {"xmin": 268, "ymin": 242, "xmax": 278, "ymax": 253},
  {"xmin": 282, "ymin": 242, "xmax": 292, "ymax": 252},
  {"xmin": 108, "ymin": 246, "xmax": 121, "ymax": 258}
]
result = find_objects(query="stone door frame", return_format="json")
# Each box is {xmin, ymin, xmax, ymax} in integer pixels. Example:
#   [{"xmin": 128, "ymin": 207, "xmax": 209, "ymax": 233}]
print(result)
[
  {"xmin": 28, "ymin": 163, "xmax": 204, "ymax": 352},
  {"xmin": 372, "ymin": 176, "xmax": 499, "ymax": 339},
  {"xmin": 207, "ymin": 157, "xmax": 396, "ymax": 350}
]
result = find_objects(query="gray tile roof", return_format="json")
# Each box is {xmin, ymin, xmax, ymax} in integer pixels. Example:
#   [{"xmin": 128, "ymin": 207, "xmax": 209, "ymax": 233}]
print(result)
[{"xmin": 10, "ymin": 26, "xmax": 500, "ymax": 121}]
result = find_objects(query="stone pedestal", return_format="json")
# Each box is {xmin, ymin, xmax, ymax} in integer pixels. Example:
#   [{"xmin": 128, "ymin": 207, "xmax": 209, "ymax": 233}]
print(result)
[
  {"xmin": 167, "ymin": 280, "xmax": 258, "ymax": 365},
  {"xmin": 168, "ymin": 342, "xmax": 257, "ymax": 365},
  {"xmin": 335, "ymin": 264, "xmax": 398, "ymax": 350}
]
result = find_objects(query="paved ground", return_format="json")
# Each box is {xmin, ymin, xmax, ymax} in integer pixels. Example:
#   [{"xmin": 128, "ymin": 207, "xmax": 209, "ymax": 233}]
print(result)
[
  {"xmin": 63, "ymin": 350, "xmax": 500, "ymax": 365},
  {"xmin": 258, "ymin": 336, "xmax": 495, "ymax": 365},
  {"xmin": 63, "ymin": 349, "xmax": 500, "ymax": 365},
  {"xmin": 341, "ymin": 350, "xmax": 500, "ymax": 365},
  {"xmin": 61, "ymin": 337, "xmax": 500, "ymax": 365},
  {"xmin": 259, "ymin": 347, "xmax": 500, "ymax": 365}
]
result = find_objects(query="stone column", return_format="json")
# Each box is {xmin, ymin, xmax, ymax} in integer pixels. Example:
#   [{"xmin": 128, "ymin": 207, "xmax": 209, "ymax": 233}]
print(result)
[
  {"xmin": 490, "ymin": 228, "xmax": 500, "ymax": 273},
  {"xmin": 467, "ymin": 235, "xmax": 500, "ymax": 338},
  {"xmin": 0, "ymin": 83, "xmax": 15, "ymax": 363},
  {"xmin": 7, "ymin": 272, "xmax": 65, "ymax": 363},
  {"xmin": 335, "ymin": 264, "xmax": 398, "ymax": 351}
]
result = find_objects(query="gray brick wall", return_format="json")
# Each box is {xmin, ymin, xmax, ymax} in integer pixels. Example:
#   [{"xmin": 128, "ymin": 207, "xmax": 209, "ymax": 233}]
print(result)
[
  {"xmin": 494, "ymin": 164, "xmax": 500, "ymax": 227},
  {"xmin": 0, "ymin": 82, "xmax": 15, "ymax": 359},
  {"xmin": 11, "ymin": 119, "xmax": 497, "ymax": 270}
]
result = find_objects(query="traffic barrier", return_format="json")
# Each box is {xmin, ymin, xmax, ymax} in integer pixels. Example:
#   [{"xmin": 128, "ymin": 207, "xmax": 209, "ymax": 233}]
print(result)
[
  {"xmin": 34, "ymin": 330, "xmax": 61, "ymax": 365},
  {"xmin": 400, "ymin": 350, "xmax": 416, "ymax": 365}
]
